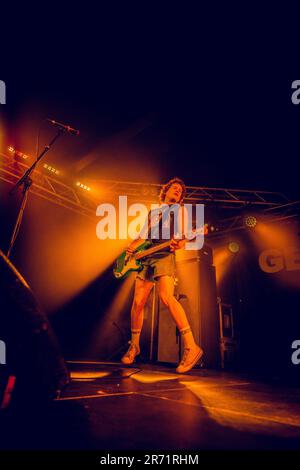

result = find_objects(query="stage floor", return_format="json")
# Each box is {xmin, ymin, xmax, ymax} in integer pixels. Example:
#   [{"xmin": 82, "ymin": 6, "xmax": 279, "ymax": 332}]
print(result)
[{"xmin": 2, "ymin": 361, "xmax": 300, "ymax": 450}]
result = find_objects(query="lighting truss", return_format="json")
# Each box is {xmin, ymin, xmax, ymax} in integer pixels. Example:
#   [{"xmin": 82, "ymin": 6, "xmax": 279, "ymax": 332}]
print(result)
[
  {"xmin": 209, "ymin": 200, "xmax": 300, "ymax": 238},
  {"xmin": 0, "ymin": 153, "xmax": 96, "ymax": 220},
  {"xmin": 85, "ymin": 179, "xmax": 290, "ymax": 207},
  {"xmin": 0, "ymin": 152, "xmax": 294, "ymax": 225}
]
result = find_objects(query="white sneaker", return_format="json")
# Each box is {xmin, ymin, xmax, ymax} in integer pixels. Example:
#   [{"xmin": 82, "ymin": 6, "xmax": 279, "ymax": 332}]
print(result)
[
  {"xmin": 176, "ymin": 346, "xmax": 204, "ymax": 373},
  {"xmin": 121, "ymin": 343, "xmax": 140, "ymax": 365}
]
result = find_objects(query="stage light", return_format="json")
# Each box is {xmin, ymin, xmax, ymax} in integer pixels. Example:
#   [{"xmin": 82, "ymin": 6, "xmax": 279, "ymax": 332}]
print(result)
[
  {"xmin": 43, "ymin": 163, "xmax": 60, "ymax": 175},
  {"xmin": 228, "ymin": 242, "xmax": 240, "ymax": 253},
  {"xmin": 76, "ymin": 181, "xmax": 91, "ymax": 191},
  {"xmin": 244, "ymin": 215, "xmax": 257, "ymax": 228},
  {"xmin": 7, "ymin": 146, "xmax": 29, "ymax": 159},
  {"xmin": 87, "ymin": 272, "xmax": 135, "ymax": 358},
  {"xmin": 131, "ymin": 371, "xmax": 178, "ymax": 383},
  {"xmin": 214, "ymin": 246, "xmax": 234, "ymax": 285}
]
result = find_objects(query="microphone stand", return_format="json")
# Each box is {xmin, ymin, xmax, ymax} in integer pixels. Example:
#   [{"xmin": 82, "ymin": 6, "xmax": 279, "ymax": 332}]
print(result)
[{"xmin": 7, "ymin": 128, "xmax": 66, "ymax": 258}]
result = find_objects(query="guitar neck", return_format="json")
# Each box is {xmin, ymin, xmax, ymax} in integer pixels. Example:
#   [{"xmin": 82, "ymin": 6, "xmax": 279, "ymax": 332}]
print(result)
[
  {"xmin": 135, "ymin": 240, "xmax": 172, "ymax": 260},
  {"xmin": 134, "ymin": 228, "xmax": 201, "ymax": 260}
]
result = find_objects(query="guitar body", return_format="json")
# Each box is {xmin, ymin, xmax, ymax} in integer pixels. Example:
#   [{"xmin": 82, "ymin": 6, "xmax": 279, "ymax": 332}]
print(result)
[
  {"xmin": 113, "ymin": 241, "xmax": 152, "ymax": 279},
  {"xmin": 113, "ymin": 226, "xmax": 204, "ymax": 280}
]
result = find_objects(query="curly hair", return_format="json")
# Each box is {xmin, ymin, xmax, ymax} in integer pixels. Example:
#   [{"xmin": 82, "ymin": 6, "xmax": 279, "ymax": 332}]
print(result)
[{"xmin": 159, "ymin": 177, "xmax": 187, "ymax": 203}]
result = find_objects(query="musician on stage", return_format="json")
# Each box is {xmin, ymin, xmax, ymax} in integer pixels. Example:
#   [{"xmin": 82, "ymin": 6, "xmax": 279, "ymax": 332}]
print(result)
[{"xmin": 121, "ymin": 177, "xmax": 203, "ymax": 373}]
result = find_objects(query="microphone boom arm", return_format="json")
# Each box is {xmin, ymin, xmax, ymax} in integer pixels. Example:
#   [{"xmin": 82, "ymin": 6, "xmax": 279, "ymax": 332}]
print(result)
[{"xmin": 7, "ymin": 127, "xmax": 66, "ymax": 258}]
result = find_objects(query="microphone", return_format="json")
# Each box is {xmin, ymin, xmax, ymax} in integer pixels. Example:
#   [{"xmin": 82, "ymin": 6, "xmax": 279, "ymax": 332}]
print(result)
[{"xmin": 46, "ymin": 119, "xmax": 80, "ymax": 136}]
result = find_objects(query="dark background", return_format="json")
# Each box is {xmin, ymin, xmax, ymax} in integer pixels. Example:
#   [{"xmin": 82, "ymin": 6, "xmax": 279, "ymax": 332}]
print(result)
[
  {"xmin": 1, "ymin": 4, "xmax": 300, "ymax": 378},
  {"xmin": 1, "ymin": 4, "xmax": 299, "ymax": 199}
]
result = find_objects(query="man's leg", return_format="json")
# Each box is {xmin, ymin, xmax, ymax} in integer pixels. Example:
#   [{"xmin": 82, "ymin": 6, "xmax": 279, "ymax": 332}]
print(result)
[
  {"xmin": 157, "ymin": 275, "xmax": 203, "ymax": 373},
  {"xmin": 121, "ymin": 277, "xmax": 153, "ymax": 364}
]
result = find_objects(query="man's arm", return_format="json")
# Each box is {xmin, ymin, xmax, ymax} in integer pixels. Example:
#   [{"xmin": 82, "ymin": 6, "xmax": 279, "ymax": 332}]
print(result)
[
  {"xmin": 171, "ymin": 205, "xmax": 208, "ymax": 251},
  {"xmin": 125, "ymin": 210, "xmax": 151, "ymax": 256},
  {"xmin": 170, "ymin": 205, "xmax": 187, "ymax": 252},
  {"xmin": 126, "ymin": 238, "xmax": 146, "ymax": 255}
]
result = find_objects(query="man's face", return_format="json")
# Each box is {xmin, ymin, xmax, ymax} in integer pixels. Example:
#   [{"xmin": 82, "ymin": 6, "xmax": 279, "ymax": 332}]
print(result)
[{"xmin": 165, "ymin": 183, "xmax": 183, "ymax": 203}]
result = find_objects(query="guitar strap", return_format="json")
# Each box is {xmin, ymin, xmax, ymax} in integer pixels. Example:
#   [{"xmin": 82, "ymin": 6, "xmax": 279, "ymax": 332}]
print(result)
[{"xmin": 146, "ymin": 204, "xmax": 183, "ymax": 241}]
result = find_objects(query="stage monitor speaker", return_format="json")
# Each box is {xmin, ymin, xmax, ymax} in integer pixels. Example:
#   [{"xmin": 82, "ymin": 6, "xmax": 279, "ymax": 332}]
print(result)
[
  {"xmin": 157, "ymin": 245, "xmax": 220, "ymax": 368},
  {"xmin": 0, "ymin": 250, "xmax": 69, "ymax": 408}
]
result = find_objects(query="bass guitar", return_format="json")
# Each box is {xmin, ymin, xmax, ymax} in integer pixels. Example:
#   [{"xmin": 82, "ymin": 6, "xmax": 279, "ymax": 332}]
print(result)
[{"xmin": 113, "ymin": 228, "xmax": 205, "ymax": 279}]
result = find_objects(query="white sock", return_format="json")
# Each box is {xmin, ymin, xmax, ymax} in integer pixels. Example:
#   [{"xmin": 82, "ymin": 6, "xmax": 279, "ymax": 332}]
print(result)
[
  {"xmin": 131, "ymin": 329, "xmax": 141, "ymax": 347},
  {"xmin": 180, "ymin": 326, "xmax": 196, "ymax": 349}
]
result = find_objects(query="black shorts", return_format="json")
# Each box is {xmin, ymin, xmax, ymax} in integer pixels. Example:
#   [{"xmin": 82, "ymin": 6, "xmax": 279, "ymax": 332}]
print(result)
[{"xmin": 136, "ymin": 253, "xmax": 176, "ymax": 282}]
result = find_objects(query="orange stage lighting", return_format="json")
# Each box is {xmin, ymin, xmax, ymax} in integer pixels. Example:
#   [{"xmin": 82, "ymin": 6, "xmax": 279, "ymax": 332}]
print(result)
[
  {"xmin": 7, "ymin": 146, "xmax": 29, "ymax": 160},
  {"xmin": 228, "ymin": 241, "xmax": 240, "ymax": 253},
  {"xmin": 214, "ymin": 245, "xmax": 236, "ymax": 285},
  {"xmin": 249, "ymin": 222, "xmax": 300, "ymax": 288},
  {"xmin": 244, "ymin": 215, "xmax": 257, "ymax": 228},
  {"xmin": 76, "ymin": 181, "xmax": 91, "ymax": 191},
  {"xmin": 70, "ymin": 371, "xmax": 110, "ymax": 381},
  {"xmin": 254, "ymin": 222, "xmax": 297, "ymax": 249},
  {"xmin": 179, "ymin": 379, "xmax": 300, "ymax": 435},
  {"xmin": 20, "ymin": 198, "xmax": 129, "ymax": 312},
  {"xmin": 44, "ymin": 163, "xmax": 60, "ymax": 175},
  {"xmin": 86, "ymin": 273, "xmax": 135, "ymax": 357},
  {"xmin": 130, "ymin": 370, "xmax": 179, "ymax": 384}
]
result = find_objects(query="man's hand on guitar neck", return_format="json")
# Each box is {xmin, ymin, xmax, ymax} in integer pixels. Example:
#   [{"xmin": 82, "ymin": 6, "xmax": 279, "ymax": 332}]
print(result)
[
  {"xmin": 126, "ymin": 239, "xmax": 143, "ymax": 255},
  {"xmin": 170, "ymin": 224, "xmax": 208, "ymax": 252},
  {"xmin": 170, "ymin": 239, "xmax": 186, "ymax": 252},
  {"xmin": 125, "ymin": 239, "xmax": 145, "ymax": 264},
  {"xmin": 124, "ymin": 246, "xmax": 135, "ymax": 265}
]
